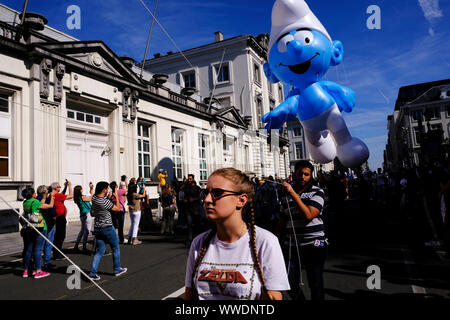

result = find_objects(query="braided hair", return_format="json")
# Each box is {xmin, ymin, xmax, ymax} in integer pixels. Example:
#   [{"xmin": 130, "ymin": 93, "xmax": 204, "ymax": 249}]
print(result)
[{"xmin": 190, "ymin": 168, "xmax": 272, "ymax": 299}]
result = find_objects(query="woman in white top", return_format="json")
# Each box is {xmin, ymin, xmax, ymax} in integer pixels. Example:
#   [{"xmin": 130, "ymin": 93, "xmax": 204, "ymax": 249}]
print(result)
[{"xmin": 185, "ymin": 168, "xmax": 290, "ymax": 300}]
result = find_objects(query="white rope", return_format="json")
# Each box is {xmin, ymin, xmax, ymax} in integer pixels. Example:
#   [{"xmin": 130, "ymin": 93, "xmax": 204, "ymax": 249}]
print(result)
[
  {"xmin": 0, "ymin": 195, "xmax": 115, "ymax": 300},
  {"xmin": 137, "ymin": 0, "xmax": 210, "ymax": 91},
  {"xmin": 0, "ymin": 96, "xmax": 209, "ymax": 162},
  {"xmin": 140, "ymin": 0, "xmax": 159, "ymax": 79},
  {"xmin": 284, "ymin": 194, "xmax": 304, "ymax": 286}
]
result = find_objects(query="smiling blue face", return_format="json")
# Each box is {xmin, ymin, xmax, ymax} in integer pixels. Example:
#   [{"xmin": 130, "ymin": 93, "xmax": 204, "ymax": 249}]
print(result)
[{"xmin": 268, "ymin": 29, "xmax": 343, "ymax": 90}]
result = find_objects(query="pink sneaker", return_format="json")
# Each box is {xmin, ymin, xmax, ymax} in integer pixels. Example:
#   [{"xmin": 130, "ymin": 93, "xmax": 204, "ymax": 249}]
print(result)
[
  {"xmin": 22, "ymin": 271, "xmax": 28, "ymax": 278},
  {"xmin": 34, "ymin": 271, "xmax": 50, "ymax": 279}
]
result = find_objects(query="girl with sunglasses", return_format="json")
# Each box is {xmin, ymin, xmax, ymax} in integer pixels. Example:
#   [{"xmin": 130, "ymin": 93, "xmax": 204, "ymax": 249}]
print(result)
[{"xmin": 185, "ymin": 168, "xmax": 290, "ymax": 300}]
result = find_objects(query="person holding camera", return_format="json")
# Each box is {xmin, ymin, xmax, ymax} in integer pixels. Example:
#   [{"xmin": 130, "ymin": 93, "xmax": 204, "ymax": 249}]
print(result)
[
  {"xmin": 51, "ymin": 180, "xmax": 74, "ymax": 259},
  {"xmin": 158, "ymin": 169, "xmax": 168, "ymax": 189},
  {"xmin": 279, "ymin": 160, "xmax": 327, "ymax": 301},
  {"xmin": 73, "ymin": 183, "xmax": 94, "ymax": 253},
  {"xmin": 89, "ymin": 181, "xmax": 127, "ymax": 281},
  {"xmin": 36, "ymin": 185, "xmax": 57, "ymax": 270},
  {"xmin": 21, "ymin": 187, "xmax": 55, "ymax": 279},
  {"xmin": 109, "ymin": 181, "xmax": 127, "ymax": 244}
]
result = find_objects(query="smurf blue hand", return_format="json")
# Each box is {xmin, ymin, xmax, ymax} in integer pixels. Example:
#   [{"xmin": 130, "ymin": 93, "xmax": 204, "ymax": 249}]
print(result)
[
  {"xmin": 261, "ymin": 95, "xmax": 299, "ymax": 130},
  {"xmin": 318, "ymin": 81, "xmax": 355, "ymax": 113}
]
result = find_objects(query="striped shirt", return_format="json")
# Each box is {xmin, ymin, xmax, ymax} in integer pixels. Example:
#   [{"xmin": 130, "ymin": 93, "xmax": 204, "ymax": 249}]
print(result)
[
  {"xmin": 281, "ymin": 184, "xmax": 326, "ymax": 247},
  {"xmin": 91, "ymin": 195, "xmax": 114, "ymax": 228}
]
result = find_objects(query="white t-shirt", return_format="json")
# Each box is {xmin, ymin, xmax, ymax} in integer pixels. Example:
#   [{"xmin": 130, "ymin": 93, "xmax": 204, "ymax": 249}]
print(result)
[{"xmin": 185, "ymin": 226, "xmax": 290, "ymax": 300}]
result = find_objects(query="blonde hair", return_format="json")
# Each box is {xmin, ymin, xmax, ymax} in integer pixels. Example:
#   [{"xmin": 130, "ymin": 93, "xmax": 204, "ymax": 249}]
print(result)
[{"xmin": 191, "ymin": 168, "xmax": 269, "ymax": 299}]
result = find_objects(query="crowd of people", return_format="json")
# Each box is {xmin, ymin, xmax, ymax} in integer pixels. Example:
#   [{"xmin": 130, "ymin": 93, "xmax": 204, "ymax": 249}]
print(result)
[
  {"xmin": 19, "ymin": 175, "xmax": 152, "ymax": 281},
  {"xmin": 18, "ymin": 158, "xmax": 449, "ymax": 299}
]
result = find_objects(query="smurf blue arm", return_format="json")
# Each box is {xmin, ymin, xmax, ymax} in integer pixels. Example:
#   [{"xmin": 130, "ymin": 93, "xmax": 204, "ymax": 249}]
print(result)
[
  {"xmin": 318, "ymin": 81, "xmax": 356, "ymax": 113},
  {"xmin": 261, "ymin": 95, "xmax": 299, "ymax": 130}
]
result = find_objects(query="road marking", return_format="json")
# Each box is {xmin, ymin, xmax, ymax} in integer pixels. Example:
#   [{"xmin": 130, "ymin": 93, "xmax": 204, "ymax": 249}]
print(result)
[
  {"xmin": 0, "ymin": 251, "xmax": 21, "ymax": 257},
  {"xmin": 162, "ymin": 286, "xmax": 185, "ymax": 300},
  {"xmin": 84, "ymin": 280, "xmax": 108, "ymax": 290},
  {"xmin": 53, "ymin": 280, "xmax": 108, "ymax": 300},
  {"xmin": 401, "ymin": 248, "xmax": 427, "ymax": 295}
]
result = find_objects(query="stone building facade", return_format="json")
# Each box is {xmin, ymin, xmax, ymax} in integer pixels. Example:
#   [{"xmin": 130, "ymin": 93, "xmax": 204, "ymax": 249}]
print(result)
[{"xmin": 0, "ymin": 5, "xmax": 290, "ymax": 230}]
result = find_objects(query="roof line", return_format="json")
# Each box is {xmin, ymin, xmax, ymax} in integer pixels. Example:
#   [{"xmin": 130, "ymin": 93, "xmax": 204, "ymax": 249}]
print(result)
[{"xmin": 143, "ymin": 34, "xmax": 263, "ymax": 64}]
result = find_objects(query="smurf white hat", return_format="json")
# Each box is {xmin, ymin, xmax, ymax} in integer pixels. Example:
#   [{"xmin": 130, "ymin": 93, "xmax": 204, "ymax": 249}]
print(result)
[{"xmin": 268, "ymin": 0, "xmax": 332, "ymax": 53}]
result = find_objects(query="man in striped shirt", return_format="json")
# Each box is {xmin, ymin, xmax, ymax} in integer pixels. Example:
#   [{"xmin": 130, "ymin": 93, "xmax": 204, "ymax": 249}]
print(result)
[
  {"xmin": 89, "ymin": 181, "xmax": 127, "ymax": 281},
  {"xmin": 279, "ymin": 160, "xmax": 328, "ymax": 300}
]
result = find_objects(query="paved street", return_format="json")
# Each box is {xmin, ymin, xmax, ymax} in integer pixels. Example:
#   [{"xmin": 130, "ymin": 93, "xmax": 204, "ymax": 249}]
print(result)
[{"xmin": 0, "ymin": 197, "xmax": 449, "ymax": 300}]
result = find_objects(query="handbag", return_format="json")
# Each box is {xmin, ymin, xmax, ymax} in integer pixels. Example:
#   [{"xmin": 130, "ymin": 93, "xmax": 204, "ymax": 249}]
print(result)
[
  {"xmin": 25, "ymin": 199, "xmax": 40, "ymax": 226},
  {"xmin": 29, "ymin": 213, "xmax": 40, "ymax": 223}
]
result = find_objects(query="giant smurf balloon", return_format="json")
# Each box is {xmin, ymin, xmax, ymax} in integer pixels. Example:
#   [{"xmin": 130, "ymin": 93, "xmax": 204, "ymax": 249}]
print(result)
[{"xmin": 262, "ymin": 0, "xmax": 369, "ymax": 168}]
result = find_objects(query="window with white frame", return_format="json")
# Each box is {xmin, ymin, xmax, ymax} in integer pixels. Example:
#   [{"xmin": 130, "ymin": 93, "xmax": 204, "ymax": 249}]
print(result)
[
  {"xmin": 0, "ymin": 93, "xmax": 8, "ymax": 113},
  {"xmin": 293, "ymin": 127, "xmax": 302, "ymax": 137},
  {"xmin": 269, "ymin": 98, "xmax": 275, "ymax": 111},
  {"xmin": 222, "ymin": 134, "xmax": 236, "ymax": 165},
  {"xmin": 278, "ymin": 85, "xmax": 284, "ymax": 101},
  {"xmin": 0, "ymin": 93, "xmax": 10, "ymax": 177},
  {"xmin": 214, "ymin": 63, "xmax": 230, "ymax": 83},
  {"xmin": 413, "ymin": 127, "xmax": 422, "ymax": 145},
  {"xmin": 138, "ymin": 122, "xmax": 152, "ymax": 180},
  {"xmin": 182, "ymin": 71, "xmax": 196, "ymax": 88},
  {"xmin": 426, "ymin": 107, "xmax": 441, "ymax": 120},
  {"xmin": 295, "ymin": 142, "xmax": 304, "ymax": 160},
  {"xmin": 256, "ymin": 97, "xmax": 264, "ymax": 128},
  {"xmin": 0, "ymin": 138, "xmax": 8, "ymax": 176},
  {"xmin": 411, "ymin": 109, "xmax": 423, "ymax": 122},
  {"xmin": 67, "ymin": 109, "xmax": 101, "ymax": 125},
  {"xmin": 254, "ymin": 63, "xmax": 261, "ymax": 85},
  {"xmin": 172, "ymin": 128, "xmax": 184, "ymax": 180},
  {"xmin": 430, "ymin": 123, "xmax": 443, "ymax": 132},
  {"xmin": 267, "ymin": 80, "xmax": 273, "ymax": 96},
  {"xmin": 244, "ymin": 145, "xmax": 250, "ymax": 172},
  {"xmin": 198, "ymin": 133, "xmax": 208, "ymax": 181}
]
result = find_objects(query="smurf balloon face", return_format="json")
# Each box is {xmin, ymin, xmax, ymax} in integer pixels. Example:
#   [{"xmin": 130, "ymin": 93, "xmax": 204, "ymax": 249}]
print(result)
[{"xmin": 269, "ymin": 29, "xmax": 343, "ymax": 90}]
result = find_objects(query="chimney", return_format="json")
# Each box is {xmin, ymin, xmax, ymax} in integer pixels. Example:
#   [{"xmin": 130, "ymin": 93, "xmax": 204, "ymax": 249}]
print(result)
[
  {"xmin": 215, "ymin": 31, "xmax": 223, "ymax": 42},
  {"xmin": 153, "ymin": 53, "xmax": 161, "ymax": 58},
  {"xmin": 167, "ymin": 51, "xmax": 174, "ymax": 55}
]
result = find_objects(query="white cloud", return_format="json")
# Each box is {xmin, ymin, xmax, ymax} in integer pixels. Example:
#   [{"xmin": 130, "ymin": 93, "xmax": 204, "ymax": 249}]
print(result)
[
  {"xmin": 418, "ymin": 0, "xmax": 443, "ymax": 36},
  {"xmin": 418, "ymin": 0, "xmax": 444, "ymax": 22},
  {"xmin": 344, "ymin": 110, "xmax": 389, "ymax": 130}
]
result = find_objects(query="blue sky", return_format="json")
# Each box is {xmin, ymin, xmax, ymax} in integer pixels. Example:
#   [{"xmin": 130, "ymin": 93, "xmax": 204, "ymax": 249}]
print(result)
[{"xmin": 2, "ymin": 0, "xmax": 449, "ymax": 170}]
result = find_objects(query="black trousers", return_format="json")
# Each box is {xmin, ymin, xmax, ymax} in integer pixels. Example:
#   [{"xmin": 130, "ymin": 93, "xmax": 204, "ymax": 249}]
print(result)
[
  {"xmin": 53, "ymin": 215, "xmax": 67, "ymax": 258},
  {"xmin": 304, "ymin": 244, "xmax": 327, "ymax": 300},
  {"xmin": 287, "ymin": 243, "xmax": 328, "ymax": 301},
  {"xmin": 111, "ymin": 211, "xmax": 125, "ymax": 243}
]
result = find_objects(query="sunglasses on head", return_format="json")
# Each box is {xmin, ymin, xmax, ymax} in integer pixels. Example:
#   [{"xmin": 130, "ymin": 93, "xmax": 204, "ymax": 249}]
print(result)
[{"xmin": 200, "ymin": 188, "xmax": 243, "ymax": 202}]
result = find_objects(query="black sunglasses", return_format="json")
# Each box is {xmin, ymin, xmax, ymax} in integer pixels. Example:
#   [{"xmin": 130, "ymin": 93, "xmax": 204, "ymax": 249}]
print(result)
[{"xmin": 200, "ymin": 188, "xmax": 243, "ymax": 202}]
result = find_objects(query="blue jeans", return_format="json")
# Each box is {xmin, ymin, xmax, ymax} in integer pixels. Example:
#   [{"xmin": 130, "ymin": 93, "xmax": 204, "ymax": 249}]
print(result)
[
  {"xmin": 44, "ymin": 227, "xmax": 56, "ymax": 265},
  {"xmin": 90, "ymin": 226, "xmax": 121, "ymax": 276},
  {"xmin": 24, "ymin": 229, "xmax": 47, "ymax": 271}
]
